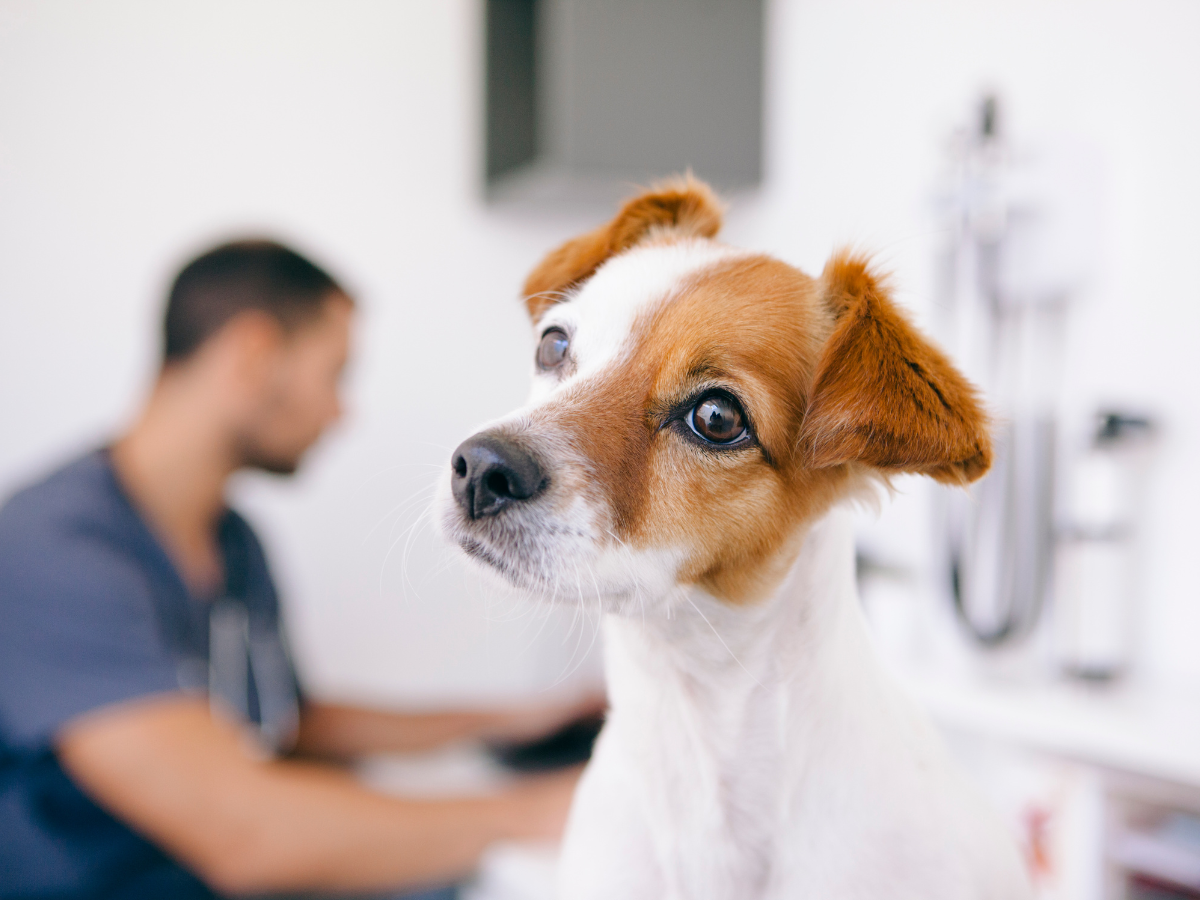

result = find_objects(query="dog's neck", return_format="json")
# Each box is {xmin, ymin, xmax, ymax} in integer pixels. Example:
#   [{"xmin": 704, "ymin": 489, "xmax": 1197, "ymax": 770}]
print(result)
[
  {"xmin": 606, "ymin": 505, "xmax": 873, "ymax": 717},
  {"xmin": 602, "ymin": 505, "xmax": 886, "ymax": 894}
]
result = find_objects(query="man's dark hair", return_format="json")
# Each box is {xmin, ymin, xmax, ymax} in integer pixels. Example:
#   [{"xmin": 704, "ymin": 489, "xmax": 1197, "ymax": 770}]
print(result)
[{"xmin": 163, "ymin": 240, "xmax": 347, "ymax": 362}]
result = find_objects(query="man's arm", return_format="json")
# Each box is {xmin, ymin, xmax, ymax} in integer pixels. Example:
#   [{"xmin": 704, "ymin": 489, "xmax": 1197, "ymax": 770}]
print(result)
[
  {"xmin": 296, "ymin": 693, "xmax": 606, "ymax": 759},
  {"xmin": 56, "ymin": 695, "xmax": 578, "ymax": 896}
]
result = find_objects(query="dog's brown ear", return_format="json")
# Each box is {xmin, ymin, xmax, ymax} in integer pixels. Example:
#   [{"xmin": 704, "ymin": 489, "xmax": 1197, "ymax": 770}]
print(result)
[
  {"xmin": 522, "ymin": 176, "xmax": 723, "ymax": 321},
  {"xmin": 798, "ymin": 253, "xmax": 992, "ymax": 485}
]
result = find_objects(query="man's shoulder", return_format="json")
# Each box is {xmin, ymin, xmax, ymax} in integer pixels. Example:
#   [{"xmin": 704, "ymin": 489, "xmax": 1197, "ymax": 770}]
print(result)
[
  {"xmin": 0, "ymin": 449, "xmax": 120, "ymax": 538},
  {"xmin": 0, "ymin": 453, "xmax": 187, "ymax": 753},
  {"xmin": 0, "ymin": 449, "xmax": 146, "ymax": 593}
]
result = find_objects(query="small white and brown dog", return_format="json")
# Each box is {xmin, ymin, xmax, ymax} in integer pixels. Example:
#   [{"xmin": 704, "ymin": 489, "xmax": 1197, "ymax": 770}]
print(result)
[{"xmin": 440, "ymin": 178, "xmax": 1031, "ymax": 899}]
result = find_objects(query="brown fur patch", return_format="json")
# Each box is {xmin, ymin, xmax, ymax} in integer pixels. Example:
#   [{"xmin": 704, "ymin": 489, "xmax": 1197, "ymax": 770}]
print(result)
[
  {"xmin": 628, "ymin": 255, "xmax": 850, "ymax": 602},
  {"xmin": 521, "ymin": 175, "xmax": 723, "ymax": 321},
  {"xmin": 799, "ymin": 253, "xmax": 992, "ymax": 485},
  {"xmin": 538, "ymin": 253, "xmax": 850, "ymax": 603}
]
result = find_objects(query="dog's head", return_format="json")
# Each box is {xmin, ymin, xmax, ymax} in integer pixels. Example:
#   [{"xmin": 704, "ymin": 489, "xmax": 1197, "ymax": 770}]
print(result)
[{"xmin": 440, "ymin": 177, "xmax": 991, "ymax": 612}]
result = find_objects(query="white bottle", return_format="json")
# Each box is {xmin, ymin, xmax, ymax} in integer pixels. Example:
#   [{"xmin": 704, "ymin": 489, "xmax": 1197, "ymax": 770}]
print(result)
[{"xmin": 1053, "ymin": 413, "xmax": 1152, "ymax": 680}]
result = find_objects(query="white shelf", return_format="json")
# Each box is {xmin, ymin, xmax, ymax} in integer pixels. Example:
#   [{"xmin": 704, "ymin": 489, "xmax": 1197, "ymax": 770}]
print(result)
[{"xmin": 893, "ymin": 664, "xmax": 1200, "ymax": 789}]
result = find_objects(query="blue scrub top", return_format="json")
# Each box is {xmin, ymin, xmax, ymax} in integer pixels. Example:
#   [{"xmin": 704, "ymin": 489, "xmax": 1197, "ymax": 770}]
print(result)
[{"xmin": 0, "ymin": 450, "xmax": 302, "ymax": 899}]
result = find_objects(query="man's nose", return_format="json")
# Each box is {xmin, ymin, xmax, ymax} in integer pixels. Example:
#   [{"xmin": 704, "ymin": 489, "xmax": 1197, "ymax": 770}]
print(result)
[{"xmin": 450, "ymin": 433, "xmax": 546, "ymax": 520}]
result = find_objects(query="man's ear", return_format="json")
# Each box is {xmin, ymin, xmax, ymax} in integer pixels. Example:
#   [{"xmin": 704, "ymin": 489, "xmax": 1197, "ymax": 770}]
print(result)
[
  {"xmin": 521, "ymin": 176, "xmax": 723, "ymax": 322},
  {"xmin": 798, "ymin": 253, "xmax": 992, "ymax": 485}
]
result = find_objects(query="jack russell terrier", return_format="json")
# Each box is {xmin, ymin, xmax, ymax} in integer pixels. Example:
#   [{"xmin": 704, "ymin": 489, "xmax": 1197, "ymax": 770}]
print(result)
[{"xmin": 440, "ymin": 178, "xmax": 1031, "ymax": 899}]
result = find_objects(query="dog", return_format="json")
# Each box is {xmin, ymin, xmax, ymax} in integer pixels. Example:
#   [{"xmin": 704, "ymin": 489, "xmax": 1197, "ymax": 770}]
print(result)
[{"xmin": 440, "ymin": 178, "xmax": 1031, "ymax": 899}]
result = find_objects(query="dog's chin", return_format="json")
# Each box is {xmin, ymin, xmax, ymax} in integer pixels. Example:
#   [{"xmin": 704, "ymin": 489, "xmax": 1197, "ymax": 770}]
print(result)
[
  {"xmin": 451, "ymin": 528, "xmax": 580, "ymax": 599},
  {"xmin": 456, "ymin": 534, "xmax": 503, "ymax": 570},
  {"xmin": 438, "ymin": 501, "xmax": 544, "ymax": 593},
  {"xmin": 454, "ymin": 533, "xmax": 533, "ymax": 589}
]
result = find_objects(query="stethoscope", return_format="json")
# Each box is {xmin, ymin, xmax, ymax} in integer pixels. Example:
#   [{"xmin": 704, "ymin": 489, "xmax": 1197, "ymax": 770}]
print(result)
[{"xmin": 205, "ymin": 596, "xmax": 301, "ymax": 754}]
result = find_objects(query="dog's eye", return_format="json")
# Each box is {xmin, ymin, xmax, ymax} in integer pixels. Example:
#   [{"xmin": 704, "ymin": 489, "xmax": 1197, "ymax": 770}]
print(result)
[
  {"xmin": 689, "ymin": 394, "xmax": 747, "ymax": 444},
  {"xmin": 537, "ymin": 328, "xmax": 569, "ymax": 370}
]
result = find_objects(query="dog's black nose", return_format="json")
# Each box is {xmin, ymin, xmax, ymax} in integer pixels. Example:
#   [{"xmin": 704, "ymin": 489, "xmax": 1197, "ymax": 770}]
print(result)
[{"xmin": 451, "ymin": 433, "xmax": 545, "ymax": 520}]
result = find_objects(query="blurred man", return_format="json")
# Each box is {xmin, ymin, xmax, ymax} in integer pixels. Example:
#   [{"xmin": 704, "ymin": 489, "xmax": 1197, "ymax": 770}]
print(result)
[{"xmin": 0, "ymin": 242, "xmax": 590, "ymax": 900}]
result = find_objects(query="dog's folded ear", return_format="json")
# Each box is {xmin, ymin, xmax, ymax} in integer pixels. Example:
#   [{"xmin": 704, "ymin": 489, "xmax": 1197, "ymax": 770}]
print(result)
[
  {"xmin": 798, "ymin": 253, "xmax": 992, "ymax": 485},
  {"xmin": 522, "ymin": 176, "xmax": 723, "ymax": 321}
]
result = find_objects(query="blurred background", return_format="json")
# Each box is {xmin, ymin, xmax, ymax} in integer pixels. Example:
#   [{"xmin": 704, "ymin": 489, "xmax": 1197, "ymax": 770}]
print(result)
[{"xmin": 2, "ymin": 1, "xmax": 1198, "ymax": 897}]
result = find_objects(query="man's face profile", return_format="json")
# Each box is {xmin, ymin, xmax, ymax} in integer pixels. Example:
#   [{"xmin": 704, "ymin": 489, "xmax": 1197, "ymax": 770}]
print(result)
[{"xmin": 235, "ymin": 293, "xmax": 353, "ymax": 475}]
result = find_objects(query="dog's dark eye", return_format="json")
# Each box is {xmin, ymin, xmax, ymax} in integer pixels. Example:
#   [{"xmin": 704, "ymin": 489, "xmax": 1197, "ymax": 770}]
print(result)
[
  {"xmin": 690, "ymin": 394, "xmax": 747, "ymax": 444},
  {"xmin": 537, "ymin": 328, "xmax": 569, "ymax": 370}
]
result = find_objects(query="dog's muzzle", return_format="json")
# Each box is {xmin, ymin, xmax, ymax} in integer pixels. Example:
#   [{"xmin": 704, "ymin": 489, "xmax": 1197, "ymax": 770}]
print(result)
[{"xmin": 450, "ymin": 432, "xmax": 546, "ymax": 520}]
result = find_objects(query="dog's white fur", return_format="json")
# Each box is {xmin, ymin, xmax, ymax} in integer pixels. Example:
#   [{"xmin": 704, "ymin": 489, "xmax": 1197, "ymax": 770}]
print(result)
[
  {"xmin": 441, "ymin": 240, "xmax": 1031, "ymax": 899},
  {"xmin": 560, "ymin": 511, "xmax": 1027, "ymax": 899}
]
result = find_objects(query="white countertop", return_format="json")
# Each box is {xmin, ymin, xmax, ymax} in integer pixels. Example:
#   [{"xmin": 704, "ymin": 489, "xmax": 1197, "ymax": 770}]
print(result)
[{"xmin": 893, "ymin": 662, "xmax": 1200, "ymax": 788}]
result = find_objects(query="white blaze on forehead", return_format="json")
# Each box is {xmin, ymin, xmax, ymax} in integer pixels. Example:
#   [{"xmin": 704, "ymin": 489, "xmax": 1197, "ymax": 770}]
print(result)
[{"xmin": 535, "ymin": 239, "xmax": 748, "ymax": 387}]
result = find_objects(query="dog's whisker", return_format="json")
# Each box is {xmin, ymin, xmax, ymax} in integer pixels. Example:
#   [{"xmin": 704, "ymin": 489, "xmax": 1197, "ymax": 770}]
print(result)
[
  {"xmin": 516, "ymin": 590, "xmax": 557, "ymax": 651},
  {"xmin": 380, "ymin": 487, "xmax": 445, "ymax": 603},
  {"xmin": 398, "ymin": 498, "xmax": 440, "ymax": 600},
  {"xmin": 363, "ymin": 483, "xmax": 439, "ymax": 547},
  {"xmin": 683, "ymin": 596, "xmax": 765, "ymax": 690},
  {"xmin": 601, "ymin": 526, "xmax": 649, "ymax": 622},
  {"xmin": 545, "ymin": 558, "xmax": 597, "ymax": 688}
]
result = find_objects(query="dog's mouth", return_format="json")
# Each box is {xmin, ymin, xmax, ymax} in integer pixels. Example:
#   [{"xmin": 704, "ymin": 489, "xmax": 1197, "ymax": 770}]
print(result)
[
  {"xmin": 444, "ymin": 496, "xmax": 602, "ymax": 599},
  {"xmin": 442, "ymin": 501, "xmax": 546, "ymax": 592},
  {"xmin": 457, "ymin": 534, "xmax": 510, "ymax": 575}
]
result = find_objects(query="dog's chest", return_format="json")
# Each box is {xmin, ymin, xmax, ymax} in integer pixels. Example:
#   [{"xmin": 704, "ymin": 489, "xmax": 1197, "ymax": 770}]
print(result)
[{"xmin": 604, "ymin": 619, "xmax": 794, "ymax": 897}]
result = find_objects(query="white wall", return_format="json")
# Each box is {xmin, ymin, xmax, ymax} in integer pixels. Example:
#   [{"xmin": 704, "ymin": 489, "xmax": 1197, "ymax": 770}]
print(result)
[
  {"xmin": 0, "ymin": 0, "xmax": 604, "ymax": 705},
  {"xmin": 2, "ymin": 0, "xmax": 1197, "ymax": 703}
]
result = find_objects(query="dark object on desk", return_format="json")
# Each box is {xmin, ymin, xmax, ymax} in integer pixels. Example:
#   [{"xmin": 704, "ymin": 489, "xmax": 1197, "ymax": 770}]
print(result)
[
  {"xmin": 1129, "ymin": 875, "xmax": 1200, "ymax": 900},
  {"xmin": 488, "ymin": 713, "xmax": 604, "ymax": 772}
]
